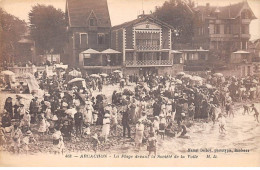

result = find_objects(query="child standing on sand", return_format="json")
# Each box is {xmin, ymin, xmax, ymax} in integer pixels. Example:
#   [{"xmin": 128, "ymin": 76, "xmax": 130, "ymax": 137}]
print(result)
[
  {"xmin": 91, "ymin": 133, "xmax": 100, "ymax": 153},
  {"xmin": 147, "ymin": 132, "xmax": 157, "ymax": 156}
]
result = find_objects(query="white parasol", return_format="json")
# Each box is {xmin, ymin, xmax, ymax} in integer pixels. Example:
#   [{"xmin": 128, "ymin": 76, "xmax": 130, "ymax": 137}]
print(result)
[
  {"xmin": 213, "ymin": 73, "xmax": 223, "ymax": 77},
  {"xmin": 68, "ymin": 78, "xmax": 85, "ymax": 84},
  {"xmin": 175, "ymin": 79, "xmax": 182, "ymax": 84},
  {"xmin": 90, "ymin": 74, "xmax": 100, "ymax": 78},
  {"xmin": 100, "ymin": 73, "xmax": 108, "ymax": 77},
  {"xmin": 1, "ymin": 70, "xmax": 15, "ymax": 76},
  {"xmin": 176, "ymin": 72, "xmax": 185, "ymax": 76},
  {"xmin": 113, "ymin": 70, "xmax": 122, "ymax": 73}
]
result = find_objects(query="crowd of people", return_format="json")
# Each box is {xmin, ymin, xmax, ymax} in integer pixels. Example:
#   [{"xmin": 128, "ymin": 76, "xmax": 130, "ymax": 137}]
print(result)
[{"xmin": 0, "ymin": 66, "xmax": 259, "ymax": 155}]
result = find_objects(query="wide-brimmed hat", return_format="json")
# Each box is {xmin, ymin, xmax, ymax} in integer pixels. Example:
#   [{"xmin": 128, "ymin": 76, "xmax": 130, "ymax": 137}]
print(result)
[
  {"xmin": 104, "ymin": 113, "xmax": 110, "ymax": 118},
  {"xmin": 52, "ymin": 115, "xmax": 58, "ymax": 121},
  {"xmin": 62, "ymin": 102, "xmax": 68, "ymax": 107},
  {"xmin": 25, "ymin": 130, "xmax": 32, "ymax": 136}
]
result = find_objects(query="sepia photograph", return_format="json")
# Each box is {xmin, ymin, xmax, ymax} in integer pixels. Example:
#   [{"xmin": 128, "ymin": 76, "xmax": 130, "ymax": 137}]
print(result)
[{"xmin": 0, "ymin": 0, "xmax": 259, "ymax": 167}]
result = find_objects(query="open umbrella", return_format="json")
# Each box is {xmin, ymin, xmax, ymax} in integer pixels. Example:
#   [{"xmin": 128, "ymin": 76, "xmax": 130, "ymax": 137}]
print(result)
[
  {"xmin": 100, "ymin": 73, "xmax": 108, "ymax": 77},
  {"xmin": 113, "ymin": 70, "xmax": 121, "ymax": 73},
  {"xmin": 1, "ymin": 70, "xmax": 15, "ymax": 76},
  {"xmin": 176, "ymin": 72, "xmax": 185, "ymax": 76},
  {"xmin": 68, "ymin": 78, "xmax": 85, "ymax": 84},
  {"xmin": 192, "ymin": 76, "xmax": 203, "ymax": 81},
  {"xmin": 213, "ymin": 73, "xmax": 223, "ymax": 77},
  {"xmin": 175, "ymin": 79, "xmax": 182, "ymax": 84},
  {"xmin": 201, "ymin": 84, "xmax": 213, "ymax": 89},
  {"xmin": 182, "ymin": 74, "xmax": 192, "ymax": 79},
  {"xmin": 90, "ymin": 74, "xmax": 100, "ymax": 78}
]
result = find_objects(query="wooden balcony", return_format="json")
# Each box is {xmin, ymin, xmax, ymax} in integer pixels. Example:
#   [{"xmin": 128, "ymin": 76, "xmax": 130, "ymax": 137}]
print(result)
[
  {"xmin": 241, "ymin": 34, "xmax": 251, "ymax": 39},
  {"xmin": 241, "ymin": 19, "xmax": 251, "ymax": 24},
  {"xmin": 136, "ymin": 45, "xmax": 160, "ymax": 51},
  {"xmin": 125, "ymin": 60, "xmax": 172, "ymax": 67}
]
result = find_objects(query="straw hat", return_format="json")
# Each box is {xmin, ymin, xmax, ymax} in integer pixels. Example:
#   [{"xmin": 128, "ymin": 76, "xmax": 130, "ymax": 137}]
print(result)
[
  {"xmin": 62, "ymin": 102, "xmax": 68, "ymax": 107},
  {"xmin": 25, "ymin": 130, "xmax": 32, "ymax": 136},
  {"xmin": 52, "ymin": 115, "xmax": 58, "ymax": 121},
  {"xmin": 104, "ymin": 113, "xmax": 110, "ymax": 118},
  {"xmin": 92, "ymin": 133, "xmax": 99, "ymax": 140}
]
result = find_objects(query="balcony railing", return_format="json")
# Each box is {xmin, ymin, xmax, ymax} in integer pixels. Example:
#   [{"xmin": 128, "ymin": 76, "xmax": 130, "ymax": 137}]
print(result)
[
  {"xmin": 241, "ymin": 19, "xmax": 251, "ymax": 24},
  {"xmin": 241, "ymin": 34, "xmax": 251, "ymax": 39},
  {"xmin": 125, "ymin": 60, "xmax": 172, "ymax": 67},
  {"xmin": 136, "ymin": 45, "xmax": 160, "ymax": 51}
]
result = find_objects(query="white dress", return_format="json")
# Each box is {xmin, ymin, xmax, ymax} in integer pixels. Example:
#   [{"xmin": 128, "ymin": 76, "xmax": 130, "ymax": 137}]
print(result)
[
  {"xmin": 38, "ymin": 118, "xmax": 48, "ymax": 133},
  {"xmin": 102, "ymin": 118, "xmax": 110, "ymax": 138},
  {"xmin": 52, "ymin": 130, "xmax": 64, "ymax": 153},
  {"xmin": 135, "ymin": 123, "xmax": 144, "ymax": 144},
  {"xmin": 83, "ymin": 106, "xmax": 94, "ymax": 124}
]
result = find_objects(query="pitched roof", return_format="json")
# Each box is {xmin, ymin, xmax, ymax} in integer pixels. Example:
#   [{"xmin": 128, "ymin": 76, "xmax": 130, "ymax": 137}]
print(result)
[
  {"xmin": 66, "ymin": 0, "xmax": 111, "ymax": 27},
  {"xmin": 195, "ymin": 1, "xmax": 257, "ymax": 19},
  {"xmin": 112, "ymin": 15, "xmax": 175, "ymax": 31}
]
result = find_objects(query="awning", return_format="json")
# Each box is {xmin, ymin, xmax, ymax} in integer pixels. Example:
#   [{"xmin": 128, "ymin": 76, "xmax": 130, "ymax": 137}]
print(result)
[
  {"xmin": 233, "ymin": 50, "xmax": 250, "ymax": 54},
  {"xmin": 80, "ymin": 48, "xmax": 100, "ymax": 54},
  {"xmin": 101, "ymin": 48, "xmax": 121, "ymax": 54},
  {"xmin": 80, "ymin": 49, "xmax": 100, "ymax": 59}
]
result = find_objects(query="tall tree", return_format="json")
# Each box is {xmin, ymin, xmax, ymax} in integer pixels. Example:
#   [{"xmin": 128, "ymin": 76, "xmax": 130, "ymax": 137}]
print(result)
[
  {"xmin": 29, "ymin": 4, "xmax": 66, "ymax": 54},
  {"xmin": 153, "ymin": 0, "xmax": 195, "ymax": 44},
  {"xmin": 0, "ymin": 8, "xmax": 27, "ymax": 65}
]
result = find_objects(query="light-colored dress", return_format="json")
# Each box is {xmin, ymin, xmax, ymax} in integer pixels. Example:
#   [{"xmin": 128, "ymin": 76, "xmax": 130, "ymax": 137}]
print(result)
[
  {"xmin": 83, "ymin": 105, "xmax": 94, "ymax": 124},
  {"xmin": 102, "ymin": 118, "xmax": 110, "ymax": 138},
  {"xmin": 38, "ymin": 118, "xmax": 48, "ymax": 133},
  {"xmin": 135, "ymin": 123, "xmax": 144, "ymax": 144},
  {"xmin": 52, "ymin": 130, "xmax": 64, "ymax": 153},
  {"xmin": 21, "ymin": 113, "xmax": 31, "ymax": 127},
  {"xmin": 45, "ymin": 108, "xmax": 52, "ymax": 120}
]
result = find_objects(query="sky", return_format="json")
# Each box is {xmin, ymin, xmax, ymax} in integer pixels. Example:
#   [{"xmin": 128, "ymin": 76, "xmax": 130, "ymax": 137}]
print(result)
[{"xmin": 0, "ymin": 0, "xmax": 260, "ymax": 40}]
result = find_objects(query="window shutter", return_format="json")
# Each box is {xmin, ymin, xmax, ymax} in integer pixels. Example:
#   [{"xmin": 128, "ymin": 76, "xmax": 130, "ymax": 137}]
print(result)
[
  {"xmin": 80, "ymin": 34, "xmax": 88, "ymax": 49},
  {"xmin": 74, "ymin": 33, "xmax": 80, "ymax": 49}
]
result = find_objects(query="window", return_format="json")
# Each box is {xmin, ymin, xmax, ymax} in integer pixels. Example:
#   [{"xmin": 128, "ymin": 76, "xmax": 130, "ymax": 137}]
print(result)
[
  {"xmin": 98, "ymin": 33, "xmax": 105, "ymax": 45},
  {"xmin": 80, "ymin": 33, "xmax": 88, "ymax": 49},
  {"xmin": 224, "ymin": 25, "xmax": 231, "ymax": 34},
  {"xmin": 215, "ymin": 25, "xmax": 220, "ymax": 34},
  {"xmin": 89, "ymin": 18, "xmax": 96, "ymax": 26},
  {"xmin": 242, "ymin": 41, "xmax": 247, "ymax": 50},
  {"xmin": 241, "ymin": 25, "xmax": 248, "ymax": 34}
]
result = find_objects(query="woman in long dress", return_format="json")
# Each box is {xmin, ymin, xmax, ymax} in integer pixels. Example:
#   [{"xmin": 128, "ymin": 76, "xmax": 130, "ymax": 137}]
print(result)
[
  {"xmin": 101, "ymin": 114, "xmax": 110, "ymax": 142},
  {"xmin": 38, "ymin": 116, "xmax": 48, "ymax": 135},
  {"xmin": 135, "ymin": 120, "xmax": 144, "ymax": 151}
]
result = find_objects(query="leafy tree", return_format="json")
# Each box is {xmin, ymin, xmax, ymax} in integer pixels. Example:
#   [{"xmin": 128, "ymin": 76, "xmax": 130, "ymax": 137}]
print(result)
[
  {"xmin": 0, "ymin": 8, "xmax": 27, "ymax": 65},
  {"xmin": 153, "ymin": 0, "xmax": 195, "ymax": 43},
  {"xmin": 29, "ymin": 4, "xmax": 66, "ymax": 55}
]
